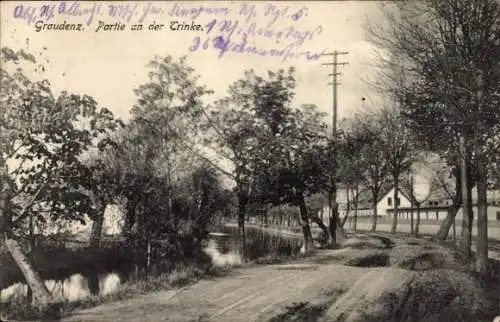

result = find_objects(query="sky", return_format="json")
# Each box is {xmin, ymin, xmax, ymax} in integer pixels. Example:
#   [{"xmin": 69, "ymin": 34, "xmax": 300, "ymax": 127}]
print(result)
[
  {"xmin": 1, "ymin": 0, "xmax": 448, "ymax": 201},
  {"xmin": 1, "ymin": 0, "xmax": 438, "ymax": 191},
  {"xmin": 1, "ymin": 1, "xmax": 388, "ymax": 123}
]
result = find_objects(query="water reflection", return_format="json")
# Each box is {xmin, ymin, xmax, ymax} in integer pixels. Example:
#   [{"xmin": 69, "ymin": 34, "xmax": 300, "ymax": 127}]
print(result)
[
  {"xmin": 1, "ymin": 227, "xmax": 302, "ymax": 303},
  {"xmin": 0, "ymin": 272, "xmax": 122, "ymax": 303},
  {"xmin": 211, "ymin": 227, "xmax": 303, "ymax": 262},
  {"xmin": 203, "ymin": 238, "xmax": 242, "ymax": 266}
]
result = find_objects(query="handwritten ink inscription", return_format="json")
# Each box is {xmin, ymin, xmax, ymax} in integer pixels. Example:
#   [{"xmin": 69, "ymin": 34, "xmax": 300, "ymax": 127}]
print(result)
[
  {"xmin": 11, "ymin": 1, "xmax": 324, "ymax": 61},
  {"xmin": 188, "ymin": 4, "xmax": 323, "ymax": 62},
  {"xmin": 12, "ymin": 2, "xmax": 228, "ymax": 26}
]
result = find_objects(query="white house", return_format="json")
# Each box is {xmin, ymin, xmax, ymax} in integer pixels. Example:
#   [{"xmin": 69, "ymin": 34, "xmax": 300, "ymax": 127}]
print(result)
[
  {"xmin": 339, "ymin": 186, "xmax": 415, "ymax": 219},
  {"xmin": 376, "ymin": 187, "xmax": 413, "ymax": 218},
  {"xmin": 336, "ymin": 186, "xmax": 500, "ymax": 222}
]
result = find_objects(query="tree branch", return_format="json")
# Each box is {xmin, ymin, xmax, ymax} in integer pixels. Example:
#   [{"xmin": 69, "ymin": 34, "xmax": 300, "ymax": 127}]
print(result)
[{"xmin": 12, "ymin": 183, "xmax": 46, "ymax": 227}]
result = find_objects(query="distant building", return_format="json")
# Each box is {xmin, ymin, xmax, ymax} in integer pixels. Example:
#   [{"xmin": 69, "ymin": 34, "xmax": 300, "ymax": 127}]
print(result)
[
  {"xmin": 37, "ymin": 204, "xmax": 126, "ymax": 240},
  {"xmin": 336, "ymin": 186, "xmax": 500, "ymax": 222}
]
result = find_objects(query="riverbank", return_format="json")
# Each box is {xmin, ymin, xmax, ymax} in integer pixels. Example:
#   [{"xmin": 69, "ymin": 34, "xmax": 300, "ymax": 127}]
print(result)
[
  {"xmin": 0, "ymin": 257, "xmax": 232, "ymax": 321},
  {"xmin": 58, "ymin": 230, "xmax": 499, "ymax": 322},
  {"xmin": 0, "ymin": 226, "xmax": 302, "ymax": 321}
]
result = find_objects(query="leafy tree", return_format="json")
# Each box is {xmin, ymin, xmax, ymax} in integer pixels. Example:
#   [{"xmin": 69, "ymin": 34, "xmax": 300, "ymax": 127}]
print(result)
[
  {"xmin": 143, "ymin": 164, "xmax": 229, "ymax": 264},
  {"xmin": 0, "ymin": 46, "xmax": 121, "ymax": 308},
  {"xmin": 130, "ymin": 55, "xmax": 213, "ymax": 234},
  {"xmin": 199, "ymin": 68, "xmax": 301, "ymax": 257},
  {"xmin": 260, "ymin": 104, "xmax": 330, "ymax": 250},
  {"xmin": 205, "ymin": 97, "xmax": 261, "ymax": 260}
]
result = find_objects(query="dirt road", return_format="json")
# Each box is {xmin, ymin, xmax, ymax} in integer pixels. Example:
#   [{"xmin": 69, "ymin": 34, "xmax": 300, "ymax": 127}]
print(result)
[
  {"xmin": 62, "ymin": 249, "xmax": 372, "ymax": 322},
  {"xmin": 61, "ymin": 227, "xmax": 500, "ymax": 322}
]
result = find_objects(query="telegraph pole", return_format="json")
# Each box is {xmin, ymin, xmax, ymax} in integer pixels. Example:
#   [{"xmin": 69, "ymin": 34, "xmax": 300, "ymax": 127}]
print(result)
[
  {"xmin": 322, "ymin": 51, "xmax": 349, "ymax": 141},
  {"xmin": 321, "ymin": 50, "xmax": 349, "ymax": 242}
]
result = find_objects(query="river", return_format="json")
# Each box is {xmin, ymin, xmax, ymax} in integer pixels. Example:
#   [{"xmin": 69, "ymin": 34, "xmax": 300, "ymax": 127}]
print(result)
[{"xmin": 0, "ymin": 226, "xmax": 302, "ymax": 303}]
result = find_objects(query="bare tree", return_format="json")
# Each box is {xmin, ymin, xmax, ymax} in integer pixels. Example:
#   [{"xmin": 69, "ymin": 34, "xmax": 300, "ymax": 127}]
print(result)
[
  {"xmin": 350, "ymin": 114, "xmax": 390, "ymax": 232},
  {"xmin": 377, "ymin": 105, "xmax": 416, "ymax": 233},
  {"xmin": 366, "ymin": 0, "xmax": 500, "ymax": 273}
]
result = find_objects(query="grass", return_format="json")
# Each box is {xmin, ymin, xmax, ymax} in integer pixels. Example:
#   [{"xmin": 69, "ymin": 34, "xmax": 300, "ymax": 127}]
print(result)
[{"xmin": 0, "ymin": 260, "xmax": 234, "ymax": 321}]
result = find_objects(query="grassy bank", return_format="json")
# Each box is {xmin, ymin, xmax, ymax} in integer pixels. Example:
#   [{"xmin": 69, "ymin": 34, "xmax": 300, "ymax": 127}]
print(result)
[{"xmin": 1, "ymin": 259, "xmax": 233, "ymax": 321}]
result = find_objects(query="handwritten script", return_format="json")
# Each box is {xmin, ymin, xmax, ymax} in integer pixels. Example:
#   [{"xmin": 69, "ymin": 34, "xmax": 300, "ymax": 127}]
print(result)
[
  {"xmin": 189, "ymin": 3, "xmax": 325, "ymax": 62},
  {"xmin": 12, "ymin": 1, "xmax": 325, "ymax": 62}
]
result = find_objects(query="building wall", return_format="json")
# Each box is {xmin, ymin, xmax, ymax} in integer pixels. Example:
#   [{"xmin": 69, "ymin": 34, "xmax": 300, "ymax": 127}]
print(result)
[
  {"xmin": 366, "ymin": 205, "xmax": 500, "ymax": 222},
  {"xmin": 338, "ymin": 208, "xmax": 372, "ymax": 218},
  {"xmin": 395, "ymin": 208, "xmax": 448, "ymax": 221},
  {"xmin": 455, "ymin": 205, "xmax": 500, "ymax": 222},
  {"xmin": 376, "ymin": 187, "xmax": 412, "ymax": 217},
  {"xmin": 337, "ymin": 204, "xmax": 500, "ymax": 223}
]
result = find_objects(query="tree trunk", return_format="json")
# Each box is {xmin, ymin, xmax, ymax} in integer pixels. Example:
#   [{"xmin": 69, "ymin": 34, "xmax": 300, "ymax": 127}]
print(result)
[
  {"xmin": 371, "ymin": 191, "xmax": 378, "ymax": 232},
  {"xmin": 341, "ymin": 212, "xmax": 349, "ymax": 228},
  {"xmin": 436, "ymin": 172, "xmax": 462, "ymax": 240},
  {"xmin": 475, "ymin": 155, "xmax": 489, "ymax": 276},
  {"xmin": 311, "ymin": 215, "xmax": 329, "ymax": 243},
  {"xmin": 391, "ymin": 180, "xmax": 399, "ymax": 233},
  {"xmin": 409, "ymin": 176, "xmax": 414, "ymax": 234},
  {"xmin": 452, "ymin": 219, "xmax": 456, "ymax": 242},
  {"xmin": 5, "ymin": 238, "xmax": 55, "ymax": 307},
  {"xmin": 87, "ymin": 272, "xmax": 100, "ymax": 296},
  {"xmin": 335, "ymin": 214, "xmax": 346, "ymax": 239},
  {"xmin": 298, "ymin": 193, "xmax": 314, "ymax": 251},
  {"xmin": 459, "ymin": 136, "xmax": 472, "ymax": 259},
  {"xmin": 0, "ymin": 174, "xmax": 13, "ymax": 238},
  {"xmin": 237, "ymin": 193, "xmax": 248, "ymax": 262},
  {"xmin": 29, "ymin": 211, "xmax": 35, "ymax": 251},
  {"xmin": 1, "ymin": 174, "xmax": 56, "ymax": 310},
  {"xmin": 415, "ymin": 204, "xmax": 421, "ymax": 236},
  {"xmin": 90, "ymin": 202, "xmax": 105, "ymax": 248},
  {"xmin": 124, "ymin": 196, "xmax": 139, "ymax": 237},
  {"xmin": 437, "ymin": 204, "xmax": 460, "ymax": 239},
  {"xmin": 410, "ymin": 208, "xmax": 414, "ymax": 235},
  {"xmin": 341, "ymin": 188, "xmax": 351, "ymax": 228},
  {"xmin": 353, "ymin": 185, "xmax": 359, "ymax": 232},
  {"xmin": 328, "ymin": 187, "xmax": 337, "ymax": 244}
]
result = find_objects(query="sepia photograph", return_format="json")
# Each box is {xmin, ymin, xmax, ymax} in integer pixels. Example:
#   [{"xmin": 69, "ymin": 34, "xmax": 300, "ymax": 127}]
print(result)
[{"xmin": 0, "ymin": 1, "xmax": 499, "ymax": 321}]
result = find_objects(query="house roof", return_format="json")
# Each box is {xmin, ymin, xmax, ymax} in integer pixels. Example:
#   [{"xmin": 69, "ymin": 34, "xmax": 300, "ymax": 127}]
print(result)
[
  {"xmin": 425, "ymin": 186, "xmax": 453, "ymax": 202},
  {"xmin": 355, "ymin": 186, "xmax": 393, "ymax": 210}
]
